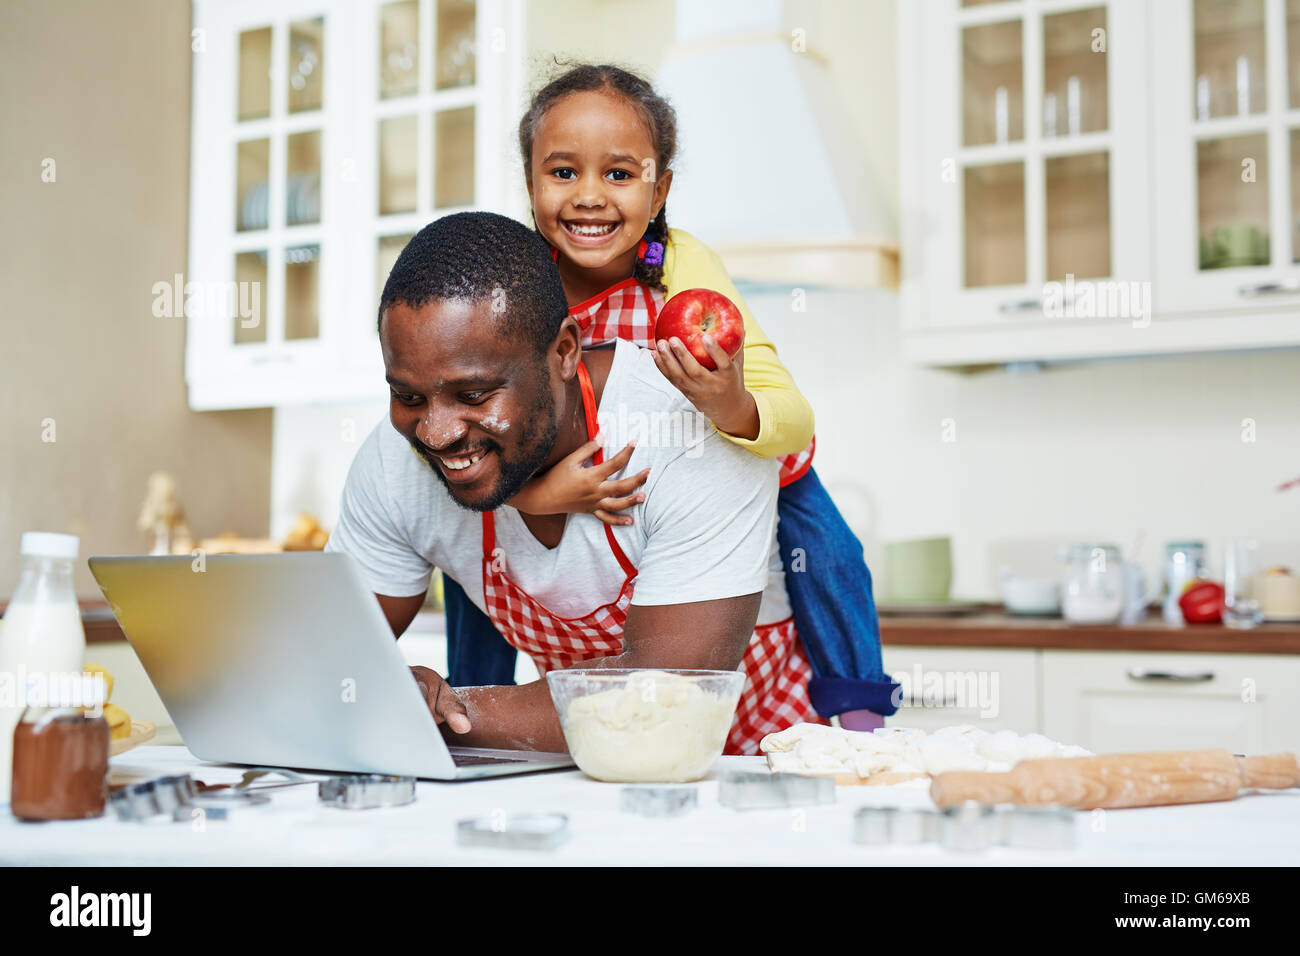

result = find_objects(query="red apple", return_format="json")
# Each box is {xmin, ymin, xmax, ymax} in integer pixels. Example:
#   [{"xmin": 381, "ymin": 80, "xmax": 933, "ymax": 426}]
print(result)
[{"xmin": 654, "ymin": 288, "xmax": 744, "ymax": 371}]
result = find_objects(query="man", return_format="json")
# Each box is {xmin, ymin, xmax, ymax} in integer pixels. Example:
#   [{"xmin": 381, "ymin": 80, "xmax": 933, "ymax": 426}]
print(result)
[{"xmin": 325, "ymin": 212, "xmax": 819, "ymax": 754}]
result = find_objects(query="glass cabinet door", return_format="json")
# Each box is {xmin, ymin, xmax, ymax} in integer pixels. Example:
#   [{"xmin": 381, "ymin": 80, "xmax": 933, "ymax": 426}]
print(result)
[
  {"xmin": 369, "ymin": 0, "xmax": 481, "ymax": 339},
  {"xmin": 230, "ymin": 14, "xmax": 328, "ymax": 350},
  {"xmin": 186, "ymin": 0, "xmax": 522, "ymax": 409},
  {"xmin": 1193, "ymin": 0, "xmax": 1270, "ymax": 271},
  {"xmin": 1153, "ymin": 0, "xmax": 1300, "ymax": 313},
  {"xmin": 944, "ymin": 0, "xmax": 1131, "ymax": 324}
]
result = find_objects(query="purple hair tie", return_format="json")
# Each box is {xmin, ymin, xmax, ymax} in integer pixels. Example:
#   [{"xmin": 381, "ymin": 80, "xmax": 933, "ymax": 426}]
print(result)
[{"xmin": 642, "ymin": 240, "xmax": 664, "ymax": 266}]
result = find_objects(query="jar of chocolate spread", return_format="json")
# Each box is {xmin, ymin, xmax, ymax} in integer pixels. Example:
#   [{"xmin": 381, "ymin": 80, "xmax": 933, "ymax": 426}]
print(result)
[{"xmin": 11, "ymin": 708, "xmax": 108, "ymax": 821}]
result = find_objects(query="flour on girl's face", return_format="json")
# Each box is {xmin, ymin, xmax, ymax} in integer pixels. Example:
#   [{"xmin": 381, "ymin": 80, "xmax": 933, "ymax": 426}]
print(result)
[{"xmin": 479, "ymin": 410, "xmax": 510, "ymax": 435}]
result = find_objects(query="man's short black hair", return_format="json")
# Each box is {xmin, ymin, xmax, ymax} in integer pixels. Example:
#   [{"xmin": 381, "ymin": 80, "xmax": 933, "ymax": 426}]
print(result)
[{"xmin": 377, "ymin": 211, "xmax": 568, "ymax": 356}]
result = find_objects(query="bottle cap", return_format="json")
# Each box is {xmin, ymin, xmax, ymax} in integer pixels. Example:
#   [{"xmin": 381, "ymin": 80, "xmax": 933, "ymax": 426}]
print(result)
[{"xmin": 20, "ymin": 532, "xmax": 80, "ymax": 559}]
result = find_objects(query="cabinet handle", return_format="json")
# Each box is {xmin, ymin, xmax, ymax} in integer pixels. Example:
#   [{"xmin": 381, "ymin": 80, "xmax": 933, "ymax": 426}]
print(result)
[
  {"xmin": 1238, "ymin": 280, "xmax": 1300, "ymax": 298},
  {"xmin": 998, "ymin": 298, "xmax": 1046, "ymax": 314},
  {"xmin": 1125, "ymin": 668, "xmax": 1215, "ymax": 683},
  {"xmin": 249, "ymin": 353, "xmax": 292, "ymax": 366},
  {"xmin": 898, "ymin": 694, "xmax": 963, "ymax": 708}
]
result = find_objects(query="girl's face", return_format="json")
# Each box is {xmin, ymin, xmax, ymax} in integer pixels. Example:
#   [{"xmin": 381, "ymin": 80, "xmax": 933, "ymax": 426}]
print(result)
[{"xmin": 527, "ymin": 90, "xmax": 672, "ymax": 276}]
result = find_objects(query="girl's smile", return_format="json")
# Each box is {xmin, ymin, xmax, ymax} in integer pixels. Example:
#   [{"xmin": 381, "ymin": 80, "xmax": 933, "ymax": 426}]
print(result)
[{"xmin": 561, "ymin": 217, "xmax": 622, "ymax": 246}]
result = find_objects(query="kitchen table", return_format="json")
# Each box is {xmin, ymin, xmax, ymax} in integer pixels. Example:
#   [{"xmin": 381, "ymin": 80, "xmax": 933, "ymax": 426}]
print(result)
[{"xmin": 3, "ymin": 745, "xmax": 1298, "ymax": 866}]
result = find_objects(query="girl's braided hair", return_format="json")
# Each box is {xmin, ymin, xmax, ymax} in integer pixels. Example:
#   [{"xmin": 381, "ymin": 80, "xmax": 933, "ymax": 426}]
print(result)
[{"xmin": 518, "ymin": 62, "xmax": 677, "ymax": 292}]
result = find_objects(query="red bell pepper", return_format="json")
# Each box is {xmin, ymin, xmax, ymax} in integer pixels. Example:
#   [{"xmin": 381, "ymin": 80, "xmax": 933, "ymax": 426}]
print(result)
[{"xmin": 1178, "ymin": 579, "xmax": 1225, "ymax": 624}]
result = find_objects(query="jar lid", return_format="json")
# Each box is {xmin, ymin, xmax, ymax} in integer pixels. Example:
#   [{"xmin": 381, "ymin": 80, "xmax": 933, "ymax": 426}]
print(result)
[{"xmin": 20, "ymin": 532, "xmax": 79, "ymax": 559}]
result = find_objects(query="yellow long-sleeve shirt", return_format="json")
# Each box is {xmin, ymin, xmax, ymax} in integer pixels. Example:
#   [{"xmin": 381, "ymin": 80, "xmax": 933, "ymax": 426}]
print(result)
[{"xmin": 661, "ymin": 228, "xmax": 815, "ymax": 458}]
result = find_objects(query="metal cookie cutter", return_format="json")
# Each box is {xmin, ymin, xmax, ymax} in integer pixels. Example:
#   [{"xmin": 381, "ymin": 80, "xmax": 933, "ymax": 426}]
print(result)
[
  {"xmin": 456, "ymin": 812, "xmax": 570, "ymax": 851},
  {"xmin": 997, "ymin": 805, "xmax": 1076, "ymax": 851},
  {"xmin": 620, "ymin": 786, "xmax": 698, "ymax": 818},
  {"xmin": 940, "ymin": 800, "xmax": 998, "ymax": 852},
  {"xmin": 854, "ymin": 807, "xmax": 942, "ymax": 845},
  {"xmin": 172, "ymin": 790, "xmax": 271, "ymax": 822},
  {"xmin": 318, "ymin": 774, "xmax": 417, "ymax": 810},
  {"xmin": 719, "ymin": 771, "xmax": 836, "ymax": 810},
  {"xmin": 109, "ymin": 774, "xmax": 198, "ymax": 822}
]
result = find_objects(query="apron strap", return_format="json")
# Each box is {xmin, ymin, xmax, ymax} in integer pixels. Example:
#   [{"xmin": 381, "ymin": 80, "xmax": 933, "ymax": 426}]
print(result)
[
  {"xmin": 640, "ymin": 281, "xmax": 660, "ymax": 324},
  {"xmin": 576, "ymin": 362, "xmax": 638, "ymax": 579},
  {"xmin": 480, "ymin": 361, "xmax": 638, "ymax": 579}
]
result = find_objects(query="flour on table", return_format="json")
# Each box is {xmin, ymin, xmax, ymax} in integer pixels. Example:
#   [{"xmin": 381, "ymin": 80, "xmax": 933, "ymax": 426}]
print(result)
[{"xmin": 759, "ymin": 723, "xmax": 1091, "ymax": 777}]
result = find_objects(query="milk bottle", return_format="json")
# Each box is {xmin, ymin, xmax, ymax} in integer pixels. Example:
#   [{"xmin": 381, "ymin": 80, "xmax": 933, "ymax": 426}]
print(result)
[{"xmin": 1, "ymin": 533, "xmax": 87, "ymax": 803}]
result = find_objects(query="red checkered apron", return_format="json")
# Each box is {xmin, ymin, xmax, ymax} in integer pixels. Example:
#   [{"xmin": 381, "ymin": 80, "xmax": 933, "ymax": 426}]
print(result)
[
  {"xmin": 568, "ymin": 278, "xmax": 816, "ymax": 487},
  {"xmin": 479, "ymin": 354, "xmax": 820, "ymax": 754}
]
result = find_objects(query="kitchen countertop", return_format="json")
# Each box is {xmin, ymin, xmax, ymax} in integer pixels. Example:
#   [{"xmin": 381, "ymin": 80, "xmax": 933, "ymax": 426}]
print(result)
[
  {"xmin": 23, "ymin": 602, "xmax": 1300, "ymax": 654},
  {"xmin": 880, "ymin": 610, "xmax": 1300, "ymax": 654},
  {"xmin": 3, "ymin": 745, "xmax": 1297, "ymax": 866}
]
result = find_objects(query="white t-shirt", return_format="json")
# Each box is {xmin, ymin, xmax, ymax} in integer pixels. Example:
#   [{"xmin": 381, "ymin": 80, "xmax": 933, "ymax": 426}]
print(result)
[{"xmin": 326, "ymin": 339, "xmax": 791, "ymax": 626}]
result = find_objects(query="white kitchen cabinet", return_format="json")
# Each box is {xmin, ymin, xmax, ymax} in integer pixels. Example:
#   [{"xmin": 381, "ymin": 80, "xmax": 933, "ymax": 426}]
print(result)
[
  {"xmin": 884, "ymin": 643, "xmax": 1300, "ymax": 755},
  {"xmin": 186, "ymin": 0, "xmax": 526, "ymax": 410},
  {"xmin": 1151, "ymin": 0, "xmax": 1300, "ymax": 320},
  {"xmin": 881, "ymin": 645, "xmax": 1040, "ymax": 732},
  {"xmin": 899, "ymin": 0, "xmax": 1300, "ymax": 367},
  {"xmin": 1041, "ymin": 649, "xmax": 1300, "ymax": 753}
]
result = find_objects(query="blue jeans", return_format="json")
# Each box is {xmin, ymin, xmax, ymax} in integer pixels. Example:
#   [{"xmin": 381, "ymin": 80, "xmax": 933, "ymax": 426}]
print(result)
[
  {"xmin": 442, "ymin": 574, "xmax": 517, "ymax": 687},
  {"xmin": 776, "ymin": 468, "xmax": 899, "ymax": 717},
  {"xmin": 441, "ymin": 467, "xmax": 898, "ymax": 716}
]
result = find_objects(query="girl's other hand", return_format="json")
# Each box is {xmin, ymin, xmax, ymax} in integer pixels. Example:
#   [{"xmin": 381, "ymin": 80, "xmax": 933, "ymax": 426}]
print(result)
[
  {"xmin": 507, "ymin": 436, "xmax": 650, "ymax": 526},
  {"xmin": 653, "ymin": 335, "xmax": 759, "ymax": 441}
]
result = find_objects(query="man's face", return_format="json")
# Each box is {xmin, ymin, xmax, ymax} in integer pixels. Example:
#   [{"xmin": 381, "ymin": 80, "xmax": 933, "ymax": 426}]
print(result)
[{"xmin": 381, "ymin": 298, "xmax": 559, "ymax": 511}]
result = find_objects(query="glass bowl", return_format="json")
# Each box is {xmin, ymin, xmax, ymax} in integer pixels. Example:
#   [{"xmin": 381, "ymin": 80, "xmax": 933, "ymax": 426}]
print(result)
[{"xmin": 546, "ymin": 668, "xmax": 745, "ymax": 783}]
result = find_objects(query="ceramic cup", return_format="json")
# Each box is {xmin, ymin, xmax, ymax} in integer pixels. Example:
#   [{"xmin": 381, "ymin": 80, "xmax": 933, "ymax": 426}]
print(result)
[
  {"xmin": 884, "ymin": 537, "xmax": 953, "ymax": 604},
  {"xmin": 1213, "ymin": 225, "xmax": 1264, "ymax": 264}
]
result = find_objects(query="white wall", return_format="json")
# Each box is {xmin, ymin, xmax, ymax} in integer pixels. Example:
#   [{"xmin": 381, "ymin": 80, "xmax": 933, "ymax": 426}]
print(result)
[
  {"xmin": 271, "ymin": 400, "xmax": 386, "ymax": 539},
  {"xmin": 746, "ymin": 287, "xmax": 1300, "ymax": 599}
]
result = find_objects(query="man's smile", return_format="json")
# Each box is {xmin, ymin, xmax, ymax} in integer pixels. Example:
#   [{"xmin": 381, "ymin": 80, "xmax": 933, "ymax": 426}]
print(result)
[
  {"xmin": 410, "ymin": 437, "xmax": 499, "ymax": 487},
  {"xmin": 434, "ymin": 446, "xmax": 495, "ymax": 484}
]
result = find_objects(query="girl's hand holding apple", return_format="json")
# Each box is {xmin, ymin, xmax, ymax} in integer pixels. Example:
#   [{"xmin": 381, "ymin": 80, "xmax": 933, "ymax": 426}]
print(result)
[{"xmin": 652, "ymin": 332, "xmax": 758, "ymax": 441}]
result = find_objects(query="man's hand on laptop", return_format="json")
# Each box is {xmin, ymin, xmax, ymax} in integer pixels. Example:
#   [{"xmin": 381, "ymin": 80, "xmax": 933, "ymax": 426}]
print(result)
[{"xmin": 410, "ymin": 666, "xmax": 471, "ymax": 734}]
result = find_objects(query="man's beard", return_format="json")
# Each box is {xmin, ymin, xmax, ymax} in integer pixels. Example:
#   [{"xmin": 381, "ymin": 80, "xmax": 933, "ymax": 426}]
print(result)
[{"xmin": 408, "ymin": 388, "xmax": 558, "ymax": 512}]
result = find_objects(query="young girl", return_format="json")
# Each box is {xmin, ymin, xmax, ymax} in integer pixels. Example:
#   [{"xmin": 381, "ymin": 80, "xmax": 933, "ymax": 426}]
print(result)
[{"xmin": 441, "ymin": 63, "xmax": 897, "ymax": 729}]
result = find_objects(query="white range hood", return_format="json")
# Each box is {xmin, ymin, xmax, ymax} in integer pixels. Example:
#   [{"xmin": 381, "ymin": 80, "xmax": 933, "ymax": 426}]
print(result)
[{"xmin": 654, "ymin": 0, "xmax": 898, "ymax": 289}]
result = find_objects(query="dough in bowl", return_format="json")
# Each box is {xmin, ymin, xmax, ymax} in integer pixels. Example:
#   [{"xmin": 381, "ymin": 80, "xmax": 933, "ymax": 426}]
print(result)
[{"xmin": 562, "ymin": 670, "xmax": 737, "ymax": 782}]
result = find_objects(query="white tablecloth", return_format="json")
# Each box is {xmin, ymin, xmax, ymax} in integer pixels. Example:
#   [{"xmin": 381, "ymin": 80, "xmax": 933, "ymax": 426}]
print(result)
[{"xmin": 3, "ymin": 745, "xmax": 1298, "ymax": 866}]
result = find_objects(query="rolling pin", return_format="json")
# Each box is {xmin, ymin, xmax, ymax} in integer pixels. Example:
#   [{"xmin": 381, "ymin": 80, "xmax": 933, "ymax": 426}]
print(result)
[{"xmin": 929, "ymin": 749, "xmax": 1300, "ymax": 810}]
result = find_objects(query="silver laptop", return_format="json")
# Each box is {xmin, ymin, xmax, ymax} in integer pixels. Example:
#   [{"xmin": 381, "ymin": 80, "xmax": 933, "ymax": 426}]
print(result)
[{"xmin": 88, "ymin": 553, "xmax": 573, "ymax": 780}]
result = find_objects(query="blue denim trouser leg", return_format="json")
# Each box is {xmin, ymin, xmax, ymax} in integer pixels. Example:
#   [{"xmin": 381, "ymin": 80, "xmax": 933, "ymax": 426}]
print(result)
[
  {"xmin": 442, "ymin": 574, "xmax": 518, "ymax": 687},
  {"xmin": 777, "ymin": 468, "xmax": 900, "ymax": 717}
]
